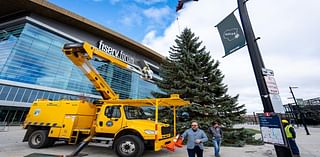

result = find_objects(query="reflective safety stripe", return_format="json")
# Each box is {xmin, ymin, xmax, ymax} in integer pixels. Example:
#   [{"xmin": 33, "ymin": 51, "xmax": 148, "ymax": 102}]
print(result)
[
  {"xmin": 26, "ymin": 122, "xmax": 60, "ymax": 127},
  {"xmin": 285, "ymin": 124, "xmax": 293, "ymax": 138}
]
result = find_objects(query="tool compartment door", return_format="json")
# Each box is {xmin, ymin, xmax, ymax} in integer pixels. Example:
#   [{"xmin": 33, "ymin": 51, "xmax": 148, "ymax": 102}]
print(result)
[
  {"xmin": 96, "ymin": 105, "xmax": 123, "ymax": 134},
  {"xmin": 59, "ymin": 115, "xmax": 77, "ymax": 138}
]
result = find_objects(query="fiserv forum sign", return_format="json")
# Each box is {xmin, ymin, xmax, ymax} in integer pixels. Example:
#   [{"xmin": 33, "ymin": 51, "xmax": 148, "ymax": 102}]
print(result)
[{"xmin": 97, "ymin": 40, "xmax": 135, "ymax": 64}]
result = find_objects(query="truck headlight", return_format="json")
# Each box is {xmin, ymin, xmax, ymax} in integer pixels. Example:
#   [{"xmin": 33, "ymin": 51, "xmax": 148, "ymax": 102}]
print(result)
[{"xmin": 144, "ymin": 130, "xmax": 156, "ymax": 134}]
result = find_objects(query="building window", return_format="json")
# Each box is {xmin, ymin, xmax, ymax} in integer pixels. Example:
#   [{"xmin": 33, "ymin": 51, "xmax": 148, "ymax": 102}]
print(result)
[
  {"xmin": 21, "ymin": 89, "xmax": 31, "ymax": 102},
  {"xmin": 27, "ymin": 90, "xmax": 38, "ymax": 103},
  {"xmin": 0, "ymin": 86, "xmax": 10, "ymax": 100},
  {"xmin": 6, "ymin": 86, "xmax": 18, "ymax": 101},
  {"xmin": 14, "ymin": 88, "xmax": 25, "ymax": 102}
]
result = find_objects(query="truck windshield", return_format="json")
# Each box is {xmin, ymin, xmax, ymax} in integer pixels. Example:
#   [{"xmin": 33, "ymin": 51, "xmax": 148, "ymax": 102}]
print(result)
[
  {"xmin": 124, "ymin": 106, "xmax": 172, "ymax": 123},
  {"xmin": 124, "ymin": 106, "xmax": 149, "ymax": 120}
]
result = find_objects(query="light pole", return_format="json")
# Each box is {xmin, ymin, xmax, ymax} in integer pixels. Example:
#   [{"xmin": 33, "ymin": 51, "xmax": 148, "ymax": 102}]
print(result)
[
  {"xmin": 237, "ymin": 0, "xmax": 292, "ymax": 156},
  {"xmin": 286, "ymin": 98, "xmax": 299, "ymax": 128},
  {"xmin": 289, "ymin": 86, "xmax": 310, "ymax": 135}
]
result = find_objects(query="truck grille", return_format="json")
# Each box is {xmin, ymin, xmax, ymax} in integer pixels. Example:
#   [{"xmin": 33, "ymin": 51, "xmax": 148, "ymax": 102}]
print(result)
[{"xmin": 161, "ymin": 126, "xmax": 171, "ymax": 135}]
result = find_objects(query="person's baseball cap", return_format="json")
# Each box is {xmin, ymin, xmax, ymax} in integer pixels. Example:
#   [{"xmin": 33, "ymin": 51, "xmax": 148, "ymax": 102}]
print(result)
[{"xmin": 281, "ymin": 119, "xmax": 289, "ymax": 123}]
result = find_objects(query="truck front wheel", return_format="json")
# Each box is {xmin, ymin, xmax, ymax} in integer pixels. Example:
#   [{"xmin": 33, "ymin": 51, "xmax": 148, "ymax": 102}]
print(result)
[
  {"xmin": 28, "ymin": 130, "xmax": 52, "ymax": 149},
  {"xmin": 114, "ymin": 135, "xmax": 145, "ymax": 157}
]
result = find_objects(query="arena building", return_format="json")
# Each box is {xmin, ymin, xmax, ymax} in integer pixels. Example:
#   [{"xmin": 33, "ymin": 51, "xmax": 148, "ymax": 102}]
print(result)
[{"xmin": 0, "ymin": 0, "xmax": 163, "ymax": 124}]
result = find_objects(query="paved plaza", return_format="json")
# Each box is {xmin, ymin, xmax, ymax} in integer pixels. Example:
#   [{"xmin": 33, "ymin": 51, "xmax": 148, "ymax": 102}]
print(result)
[{"xmin": 0, "ymin": 125, "xmax": 319, "ymax": 157}]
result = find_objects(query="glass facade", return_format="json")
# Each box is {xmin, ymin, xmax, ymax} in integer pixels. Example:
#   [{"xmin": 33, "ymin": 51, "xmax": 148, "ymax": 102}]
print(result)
[
  {"xmin": 0, "ymin": 84, "xmax": 90, "ymax": 103},
  {"xmin": 0, "ymin": 21, "xmax": 161, "ymax": 124},
  {"xmin": 0, "ymin": 23, "xmax": 93, "ymax": 94},
  {"xmin": 0, "ymin": 106, "xmax": 28, "ymax": 126}
]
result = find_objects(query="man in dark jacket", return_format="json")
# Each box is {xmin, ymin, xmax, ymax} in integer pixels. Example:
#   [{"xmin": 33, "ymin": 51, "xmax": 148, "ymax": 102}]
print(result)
[
  {"xmin": 282, "ymin": 119, "xmax": 300, "ymax": 157},
  {"xmin": 209, "ymin": 121, "xmax": 223, "ymax": 157}
]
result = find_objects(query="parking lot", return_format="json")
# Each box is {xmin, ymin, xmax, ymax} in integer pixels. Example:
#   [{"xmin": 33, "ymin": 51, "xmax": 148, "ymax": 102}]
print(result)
[
  {"xmin": 0, "ymin": 126, "xmax": 194, "ymax": 157},
  {"xmin": 1, "ymin": 126, "xmax": 319, "ymax": 157}
]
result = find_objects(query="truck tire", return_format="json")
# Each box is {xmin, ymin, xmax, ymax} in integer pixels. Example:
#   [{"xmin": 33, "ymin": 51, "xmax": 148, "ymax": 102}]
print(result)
[
  {"xmin": 114, "ymin": 135, "xmax": 145, "ymax": 157},
  {"xmin": 28, "ymin": 130, "xmax": 51, "ymax": 149}
]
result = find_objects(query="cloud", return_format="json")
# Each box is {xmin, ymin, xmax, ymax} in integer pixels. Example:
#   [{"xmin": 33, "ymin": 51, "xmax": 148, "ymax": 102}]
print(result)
[
  {"xmin": 142, "ymin": 30, "xmax": 157, "ymax": 45},
  {"xmin": 119, "ymin": 5, "xmax": 143, "ymax": 26},
  {"xmin": 143, "ymin": 6, "xmax": 171, "ymax": 25},
  {"xmin": 117, "ymin": 4, "xmax": 172, "ymax": 37},
  {"xmin": 120, "ymin": 13, "xmax": 143, "ymax": 26},
  {"xmin": 142, "ymin": 0, "xmax": 320, "ymax": 113},
  {"xmin": 134, "ymin": 0, "xmax": 166, "ymax": 5}
]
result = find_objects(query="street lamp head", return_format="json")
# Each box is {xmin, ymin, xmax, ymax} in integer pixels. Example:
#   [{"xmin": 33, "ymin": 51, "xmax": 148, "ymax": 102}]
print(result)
[{"xmin": 289, "ymin": 86, "xmax": 298, "ymax": 89}]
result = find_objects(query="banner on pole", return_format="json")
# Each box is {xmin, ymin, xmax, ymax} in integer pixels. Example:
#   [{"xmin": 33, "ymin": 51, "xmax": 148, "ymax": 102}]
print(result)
[
  {"xmin": 176, "ymin": 0, "xmax": 199, "ymax": 12},
  {"xmin": 216, "ymin": 12, "xmax": 246, "ymax": 57}
]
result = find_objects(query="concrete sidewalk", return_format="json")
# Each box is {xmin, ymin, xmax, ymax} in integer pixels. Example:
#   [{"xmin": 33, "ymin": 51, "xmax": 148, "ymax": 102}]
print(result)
[
  {"xmin": 235, "ymin": 124, "xmax": 320, "ymax": 157},
  {"xmin": 0, "ymin": 126, "xmax": 319, "ymax": 157}
]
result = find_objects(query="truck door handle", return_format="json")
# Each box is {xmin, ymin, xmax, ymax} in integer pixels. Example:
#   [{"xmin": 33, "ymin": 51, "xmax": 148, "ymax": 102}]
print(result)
[
  {"xmin": 114, "ymin": 119, "xmax": 118, "ymax": 121},
  {"xmin": 99, "ymin": 121, "xmax": 103, "ymax": 126}
]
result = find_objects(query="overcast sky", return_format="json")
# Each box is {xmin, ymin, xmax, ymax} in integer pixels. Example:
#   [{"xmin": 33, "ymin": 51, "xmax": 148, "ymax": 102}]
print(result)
[
  {"xmin": 50, "ymin": 0, "xmax": 320, "ymax": 114},
  {"xmin": 142, "ymin": 0, "xmax": 320, "ymax": 113}
]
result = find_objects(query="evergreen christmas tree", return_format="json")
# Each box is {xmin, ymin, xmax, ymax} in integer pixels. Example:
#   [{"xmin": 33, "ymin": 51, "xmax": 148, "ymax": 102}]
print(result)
[{"xmin": 154, "ymin": 28, "xmax": 248, "ymax": 145}]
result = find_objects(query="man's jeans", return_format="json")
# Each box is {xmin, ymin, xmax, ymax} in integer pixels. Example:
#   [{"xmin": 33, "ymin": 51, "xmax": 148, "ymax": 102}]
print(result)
[
  {"xmin": 212, "ymin": 138, "xmax": 221, "ymax": 157},
  {"xmin": 187, "ymin": 146, "xmax": 203, "ymax": 157}
]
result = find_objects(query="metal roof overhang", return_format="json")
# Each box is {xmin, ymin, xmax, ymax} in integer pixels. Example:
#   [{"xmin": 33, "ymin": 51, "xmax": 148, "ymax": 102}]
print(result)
[
  {"xmin": 101, "ymin": 95, "xmax": 190, "ymax": 107},
  {"xmin": 0, "ymin": 0, "xmax": 164, "ymax": 63}
]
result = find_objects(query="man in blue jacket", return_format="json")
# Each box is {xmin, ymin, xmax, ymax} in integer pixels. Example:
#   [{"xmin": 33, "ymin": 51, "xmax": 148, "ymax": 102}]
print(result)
[{"xmin": 181, "ymin": 121, "xmax": 208, "ymax": 157}]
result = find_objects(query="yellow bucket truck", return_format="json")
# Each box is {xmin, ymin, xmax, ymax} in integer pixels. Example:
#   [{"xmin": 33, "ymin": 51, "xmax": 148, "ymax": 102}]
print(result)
[{"xmin": 22, "ymin": 42, "xmax": 189, "ymax": 157}]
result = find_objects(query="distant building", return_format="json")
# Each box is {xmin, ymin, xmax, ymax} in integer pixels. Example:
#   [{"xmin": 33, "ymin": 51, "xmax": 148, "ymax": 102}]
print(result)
[{"xmin": 283, "ymin": 97, "xmax": 320, "ymax": 125}]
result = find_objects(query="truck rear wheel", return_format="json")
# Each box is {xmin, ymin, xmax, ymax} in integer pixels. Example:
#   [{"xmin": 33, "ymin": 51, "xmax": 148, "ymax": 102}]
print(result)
[
  {"xmin": 114, "ymin": 135, "xmax": 144, "ymax": 157},
  {"xmin": 28, "ymin": 130, "xmax": 52, "ymax": 149}
]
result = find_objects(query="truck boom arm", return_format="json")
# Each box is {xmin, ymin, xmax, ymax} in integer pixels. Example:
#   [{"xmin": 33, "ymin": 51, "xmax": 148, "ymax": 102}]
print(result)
[{"xmin": 63, "ymin": 42, "xmax": 129, "ymax": 100}]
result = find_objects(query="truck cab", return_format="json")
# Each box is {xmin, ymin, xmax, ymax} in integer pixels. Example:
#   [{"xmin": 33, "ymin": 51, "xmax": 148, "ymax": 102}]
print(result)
[{"xmin": 93, "ymin": 97, "xmax": 184, "ymax": 157}]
